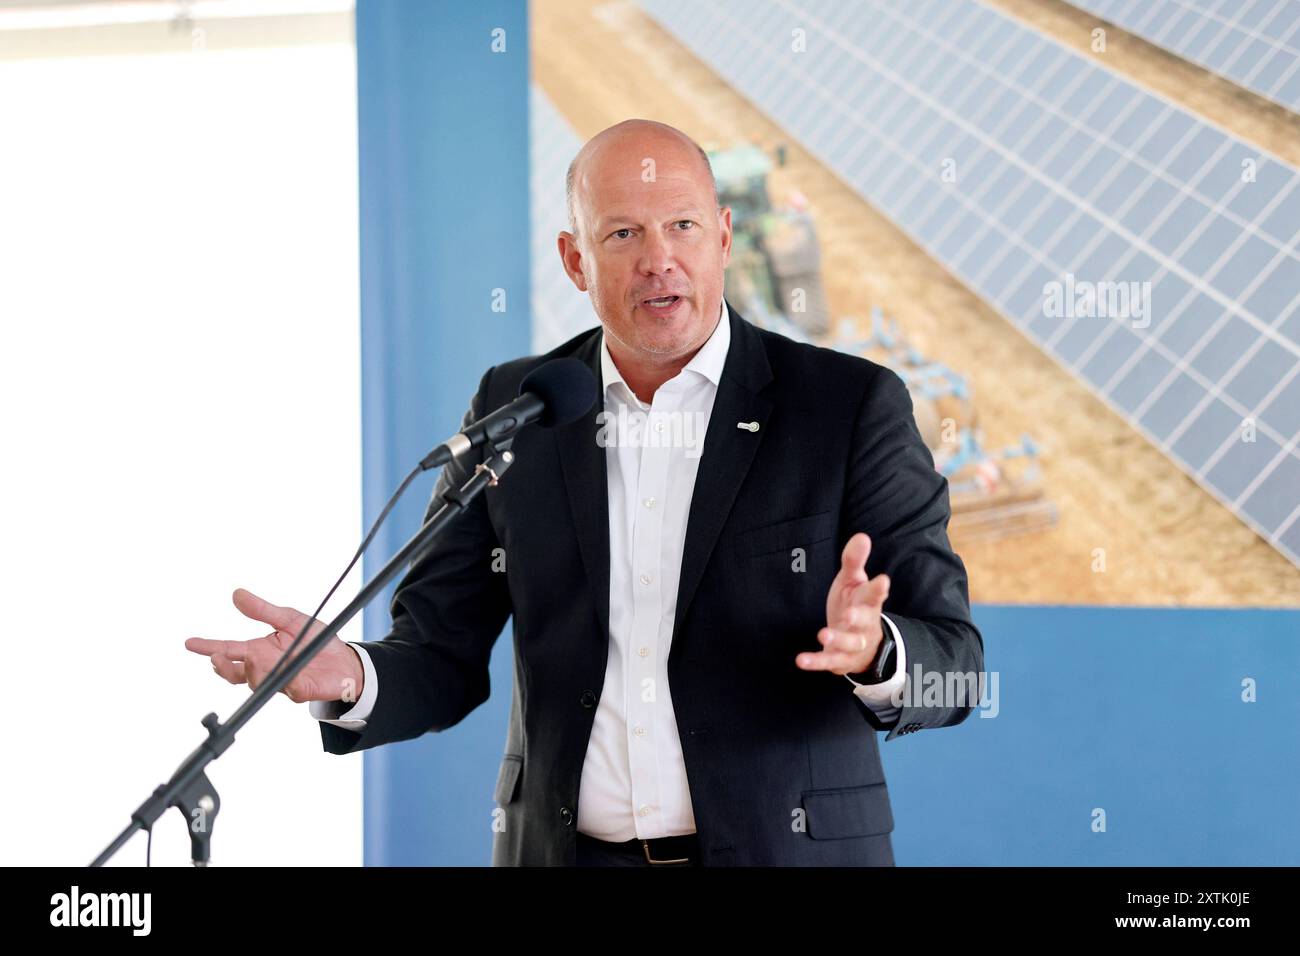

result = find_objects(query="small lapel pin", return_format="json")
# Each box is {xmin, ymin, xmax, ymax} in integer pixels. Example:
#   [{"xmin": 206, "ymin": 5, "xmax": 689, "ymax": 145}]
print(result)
[{"xmin": 737, "ymin": 420, "xmax": 760, "ymax": 432}]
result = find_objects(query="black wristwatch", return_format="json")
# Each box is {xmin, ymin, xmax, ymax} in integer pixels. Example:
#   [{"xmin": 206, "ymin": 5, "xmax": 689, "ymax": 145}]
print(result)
[{"xmin": 853, "ymin": 629, "xmax": 897, "ymax": 685}]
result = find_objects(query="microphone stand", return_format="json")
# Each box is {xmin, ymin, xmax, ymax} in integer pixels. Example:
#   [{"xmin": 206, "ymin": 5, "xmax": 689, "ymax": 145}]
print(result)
[{"xmin": 90, "ymin": 445, "xmax": 517, "ymax": 867}]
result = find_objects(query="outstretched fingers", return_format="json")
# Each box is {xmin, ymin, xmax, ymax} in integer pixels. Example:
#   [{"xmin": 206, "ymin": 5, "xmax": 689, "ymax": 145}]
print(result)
[
  {"xmin": 231, "ymin": 587, "xmax": 303, "ymax": 633},
  {"xmin": 184, "ymin": 637, "xmax": 251, "ymax": 660}
]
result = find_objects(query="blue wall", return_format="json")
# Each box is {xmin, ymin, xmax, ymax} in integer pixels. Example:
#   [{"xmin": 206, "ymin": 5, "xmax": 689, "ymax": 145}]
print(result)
[
  {"xmin": 356, "ymin": 0, "xmax": 530, "ymax": 865},
  {"xmin": 891, "ymin": 606, "xmax": 1300, "ymax": 865}
]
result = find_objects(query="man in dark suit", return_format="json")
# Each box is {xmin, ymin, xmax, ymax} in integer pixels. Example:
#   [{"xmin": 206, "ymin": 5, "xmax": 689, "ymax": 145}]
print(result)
[{"xmin": 186, "ymin": 119, "xmax": 982, "ymax": 866}]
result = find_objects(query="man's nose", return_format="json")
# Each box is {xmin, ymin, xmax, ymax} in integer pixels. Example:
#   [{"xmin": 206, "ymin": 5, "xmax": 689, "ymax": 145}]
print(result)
[{"xmin": 637, "ymin": 229, "xmax": 676, "ymax": 275}]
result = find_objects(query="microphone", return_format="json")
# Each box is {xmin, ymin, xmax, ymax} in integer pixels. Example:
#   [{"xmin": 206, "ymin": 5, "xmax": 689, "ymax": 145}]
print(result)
[{"xmin": 419, "ymin": 357, "xmax": 597, "ymax": 471}]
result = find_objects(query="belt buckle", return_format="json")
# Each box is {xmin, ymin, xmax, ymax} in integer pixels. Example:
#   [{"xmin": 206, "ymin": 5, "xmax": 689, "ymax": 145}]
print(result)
[{"xmin": 641, "ymin": 838, "xmax": 691, "ymax": 866}]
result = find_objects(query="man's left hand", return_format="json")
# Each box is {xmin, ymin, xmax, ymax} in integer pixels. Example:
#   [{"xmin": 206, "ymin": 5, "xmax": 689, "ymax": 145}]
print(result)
[{"xmin": 795, "ymin": 532, "xmax": 889, "ymax": 677}]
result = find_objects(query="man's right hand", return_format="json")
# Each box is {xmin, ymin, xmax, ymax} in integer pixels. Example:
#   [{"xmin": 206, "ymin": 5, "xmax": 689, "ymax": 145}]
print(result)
[{"xmin": 185, "ymin": 588, "xmax": 364, "ymax": 705}]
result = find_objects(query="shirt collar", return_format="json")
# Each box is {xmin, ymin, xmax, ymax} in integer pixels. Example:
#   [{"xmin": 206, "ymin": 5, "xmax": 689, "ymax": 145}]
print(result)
[{"xmin": 599, "ymin": 298, "xmax": 731, "ymax": 402}]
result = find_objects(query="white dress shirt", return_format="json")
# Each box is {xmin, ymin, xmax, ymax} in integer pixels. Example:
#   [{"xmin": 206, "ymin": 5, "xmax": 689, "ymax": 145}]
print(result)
[{"xmin": 311, "ymin": 299, "xmax": 908, "ymax": 840}]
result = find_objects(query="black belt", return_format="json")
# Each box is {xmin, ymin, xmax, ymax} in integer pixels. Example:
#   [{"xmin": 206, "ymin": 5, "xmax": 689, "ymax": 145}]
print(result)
[{"xmin": 578, "ymin": 830, "xmax": 700, "ymax": 865}]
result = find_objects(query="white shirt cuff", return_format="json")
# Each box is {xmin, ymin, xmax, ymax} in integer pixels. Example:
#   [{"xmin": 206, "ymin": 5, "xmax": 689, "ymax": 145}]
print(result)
[
  {"xmin": 308, "ymin": 642, "xmax": 376, "ymax": 730},
  {"xmin": 845, "ymin": 613, "xmax": 906, "ymax": 722}
]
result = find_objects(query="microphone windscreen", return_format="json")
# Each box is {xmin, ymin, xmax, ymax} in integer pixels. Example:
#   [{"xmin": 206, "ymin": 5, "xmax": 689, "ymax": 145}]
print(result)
[{"xmin": 519, "ymin": 357, "xmax": 598, "ymax": 428}]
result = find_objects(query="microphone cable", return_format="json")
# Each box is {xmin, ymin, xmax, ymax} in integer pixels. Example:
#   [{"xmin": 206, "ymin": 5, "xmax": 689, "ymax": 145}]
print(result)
[{"xmin": 256, "ymin": 460, "xmax": 424, "ymax": 697}]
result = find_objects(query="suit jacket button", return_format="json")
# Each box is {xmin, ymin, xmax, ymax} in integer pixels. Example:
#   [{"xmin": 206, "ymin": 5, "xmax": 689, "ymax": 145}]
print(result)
[
  {"xmin": 580, "ymin": 690, "xmax": 597, "ymax": 708},
  {"xmin": 559, "ymin": 806, "xmax": 575, "ymax": 827}
]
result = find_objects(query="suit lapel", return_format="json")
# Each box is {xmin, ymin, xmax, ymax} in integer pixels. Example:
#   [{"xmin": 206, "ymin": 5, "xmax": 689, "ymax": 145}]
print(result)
[
  {"xmin": 672, "ymin": 304, "xmax": 773, "ymax": 654},
  {"xmin": 555, "ymin": 329, "xmax": 612, "ymax": 649}
]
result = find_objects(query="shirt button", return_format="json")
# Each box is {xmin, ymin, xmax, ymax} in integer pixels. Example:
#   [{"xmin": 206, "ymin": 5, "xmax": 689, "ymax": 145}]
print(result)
[
  {"xmin": 654, "ymin": 421, "xmax": 665, "ymax": 433},
  {"xmin": 638, "ymin": 646, "xmax": 649, "ymax": 657},
  {"xmin": 643, "ymin": 497, "xmax": 656, "ymax": 509},
  {"xmin": 634, "ymin": 726, "xmax": 646, "ymax": 737},
  {"xmin": 640, "ymin": 573, "xmax": 652, "ymax": 585},
  {"xmin": 639, "ymin": 806, "xmax": 652, "ymax": 817}
]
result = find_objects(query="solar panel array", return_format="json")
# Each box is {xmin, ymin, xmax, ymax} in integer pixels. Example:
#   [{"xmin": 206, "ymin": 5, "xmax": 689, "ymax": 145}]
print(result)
[
  {"xmin": 640, "ymin": 0, "xmax": 1300, "ymax": 566},
  {"xmin": 1064, "ymin": 0, "xmax": 1300, "ymax": 115},
  {"xmin": 530, "ymin": 85, "xmax": 599, "ymax": 354}
]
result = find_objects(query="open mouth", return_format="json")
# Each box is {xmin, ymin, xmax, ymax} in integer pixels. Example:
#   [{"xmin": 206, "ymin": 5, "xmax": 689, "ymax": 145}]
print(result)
[{"xmin": 640, "ymin": 295, "xmax": 685, "ymax": 315}]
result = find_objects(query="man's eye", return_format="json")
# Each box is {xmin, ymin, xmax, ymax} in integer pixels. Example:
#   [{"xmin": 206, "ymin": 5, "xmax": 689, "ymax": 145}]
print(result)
[
  {"xmin": 612, "ymin": 228, "xmax": 633, "ymax": 239},
  {"xmin": 676, "ymin": 220, "xmax": 695, "ymax": 230}
]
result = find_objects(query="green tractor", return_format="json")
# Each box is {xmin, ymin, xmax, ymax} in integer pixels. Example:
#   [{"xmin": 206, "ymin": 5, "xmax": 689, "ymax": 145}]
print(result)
[{"xmin": 707, "ymin": 143, "xmax": 831, "ymax": 337}]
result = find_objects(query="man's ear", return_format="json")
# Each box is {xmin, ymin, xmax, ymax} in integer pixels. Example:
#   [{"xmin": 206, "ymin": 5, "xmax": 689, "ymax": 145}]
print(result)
[
  {"xmin": 718, "ymin": 206, "xmax": 733, "ymax": 269},
  {"xmin": 557, "ymin": 231, "xmax": 588, "ymax": 292}
]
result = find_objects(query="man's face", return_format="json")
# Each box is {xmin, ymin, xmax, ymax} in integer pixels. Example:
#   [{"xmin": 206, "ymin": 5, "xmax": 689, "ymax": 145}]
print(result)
[{"xmin": 559, "ymin": 136, "xmax": 732, "ymax": 366}]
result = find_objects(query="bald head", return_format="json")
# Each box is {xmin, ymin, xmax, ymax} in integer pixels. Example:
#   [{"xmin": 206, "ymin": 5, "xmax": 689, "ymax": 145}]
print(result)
[{"xmin": 565, "ymin": 119, "xmax": 718, "ymax": 239}]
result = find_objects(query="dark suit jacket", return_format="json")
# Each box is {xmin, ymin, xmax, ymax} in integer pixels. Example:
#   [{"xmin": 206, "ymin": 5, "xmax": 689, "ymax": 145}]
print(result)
[{"xmin": 319, "ymin": 300, "xmax": 983, "ymax": 866}]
